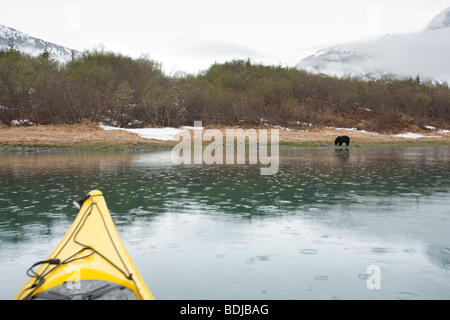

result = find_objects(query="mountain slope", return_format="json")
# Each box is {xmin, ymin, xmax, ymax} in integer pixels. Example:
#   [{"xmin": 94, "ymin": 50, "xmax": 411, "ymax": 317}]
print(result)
[
  {"xmin": 0, "ymin": 24, "xmax": 80, "ymax": 63},
  {"xmin": 295, "ymin": 7, "xmax": 450, "ymax": 84},
  {"xmin": 426, "ymin": 6, "xmax": 450, "ymax": 31}
]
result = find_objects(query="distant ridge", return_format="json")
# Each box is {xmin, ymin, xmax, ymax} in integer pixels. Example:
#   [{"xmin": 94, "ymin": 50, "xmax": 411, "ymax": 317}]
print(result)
[
  {"xmin": 295, "ymin": 7, "xmax": 450, "ymax": 85},
  {"xmin": 425, "ymin": 7, "xmax": 450, "ymax": 31},
  {"xmin": 0, "ymin": 24, "xmax": 81, "ymax": 63}
]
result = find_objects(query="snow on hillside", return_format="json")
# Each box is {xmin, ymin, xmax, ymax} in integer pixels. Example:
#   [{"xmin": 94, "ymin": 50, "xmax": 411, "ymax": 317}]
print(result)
[
  {"xmin": 0, "ymin": 24, "xmax": 80, "ymax": 63},
  {"xmin": 426, "ymin": 6, "xmax": 450, "ymax": 31},
  {"xmin": 295, "ymin": 7, "xmax": 450, "ymax": 85}
]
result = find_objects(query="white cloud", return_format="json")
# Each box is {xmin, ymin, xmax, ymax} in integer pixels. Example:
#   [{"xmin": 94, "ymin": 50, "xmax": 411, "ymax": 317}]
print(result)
[{"xmin": 1, "ymin": 0, "xmax": 449, "ymax": 74}]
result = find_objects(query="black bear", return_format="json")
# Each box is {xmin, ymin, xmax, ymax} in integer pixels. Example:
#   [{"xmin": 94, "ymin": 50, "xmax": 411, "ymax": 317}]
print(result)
[{"xmin": 335, "ymin": 135, "xmax": 350, "ymax": 146}]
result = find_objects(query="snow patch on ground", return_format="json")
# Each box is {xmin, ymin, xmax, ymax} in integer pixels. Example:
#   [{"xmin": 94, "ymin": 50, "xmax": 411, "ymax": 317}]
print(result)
[
  {"xmin": 99, "ymin": 125, "xmax": 186, "ymax": 141},
  {"xmin": 335, "ymin": 127, "xmax": 378, "ymax": 134},
  {"xmin": 99, "ymin": 124, "xmax": 204, "ymax": 141},
  {"xmin": 394, "ymin": 132, "xmax": 441, "ymax": 139},
  {"xmin": 98, "ymin": 124, "xmax": 448, "ymax": 141}
]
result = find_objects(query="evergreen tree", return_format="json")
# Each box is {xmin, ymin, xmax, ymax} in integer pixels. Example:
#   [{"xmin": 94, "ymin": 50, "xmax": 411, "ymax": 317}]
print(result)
[
  {"xmin": 40, "ymin": 42, "xmax": 51, "ymax": 60},
  {"xmin": 8, "ymin": 36, "xmax": 16, "ymax": 52}
]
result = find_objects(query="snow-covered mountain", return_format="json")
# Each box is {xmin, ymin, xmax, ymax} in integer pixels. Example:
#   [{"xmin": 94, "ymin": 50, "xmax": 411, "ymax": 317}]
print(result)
[
  {"xmin": 295, "ymin": 7, "xmax": 450, "ymax": 84},
  {"xmin": 0, "ymin": 24, "xmax": 80, "ymax": 63}
]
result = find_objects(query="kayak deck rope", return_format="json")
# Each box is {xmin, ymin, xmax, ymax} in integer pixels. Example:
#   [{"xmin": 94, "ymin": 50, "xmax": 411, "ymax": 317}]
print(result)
[
  {"xmin": 17, "ymin": 194, "xmax": 143, "ymax": 300},
  {"xmin": 73, "ymin": 198, "xmax": 134, "ymax": 281}
]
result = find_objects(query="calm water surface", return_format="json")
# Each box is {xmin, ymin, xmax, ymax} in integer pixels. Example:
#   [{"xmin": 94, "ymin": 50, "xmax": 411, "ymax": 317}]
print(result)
[{"xmin": 0, "ymin": 146, "xmax": 449, "ymax": 300}]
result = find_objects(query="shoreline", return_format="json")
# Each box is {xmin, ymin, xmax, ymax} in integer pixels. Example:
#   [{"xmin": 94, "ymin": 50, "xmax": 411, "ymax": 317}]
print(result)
[{"xmin": 0, "ymin": 123, "xmax": 449, "ymax": 150}]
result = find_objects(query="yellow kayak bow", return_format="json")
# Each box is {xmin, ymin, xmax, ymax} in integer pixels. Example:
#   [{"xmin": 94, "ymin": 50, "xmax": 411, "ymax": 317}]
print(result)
[{"xmin": 14, "ymin": 190, "xmax": 154, "ymax": 300}]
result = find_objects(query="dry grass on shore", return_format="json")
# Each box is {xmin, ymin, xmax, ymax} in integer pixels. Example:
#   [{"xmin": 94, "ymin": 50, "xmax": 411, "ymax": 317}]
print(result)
[
  {"xmin": 0, "ymin": 122, "xmax": 449, "ymax": 148},
  {"xmin": 0, "ymin": 123, "xmax": 158, "ymax": 148}
]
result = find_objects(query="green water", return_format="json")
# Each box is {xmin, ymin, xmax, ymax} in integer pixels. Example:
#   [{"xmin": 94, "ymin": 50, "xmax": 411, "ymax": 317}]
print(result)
[{"xmin": 1, "ymin": 146, "xmax": 449, "ymax": 300}]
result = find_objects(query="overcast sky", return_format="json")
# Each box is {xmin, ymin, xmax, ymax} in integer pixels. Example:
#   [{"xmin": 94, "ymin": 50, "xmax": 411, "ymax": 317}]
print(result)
[{"xmin": 1, "ymin": 0, "xmax": 448, "ymax": 74}]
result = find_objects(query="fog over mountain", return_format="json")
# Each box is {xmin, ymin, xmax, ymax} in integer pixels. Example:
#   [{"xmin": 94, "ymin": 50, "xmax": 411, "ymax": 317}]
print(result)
[
  {"xmin": 1, "ymin": 7, "xmax": 449, "ymax": 83},
  {"xmin": 295, "ymin": 7, "xmax": 450, "ymax": 84}
]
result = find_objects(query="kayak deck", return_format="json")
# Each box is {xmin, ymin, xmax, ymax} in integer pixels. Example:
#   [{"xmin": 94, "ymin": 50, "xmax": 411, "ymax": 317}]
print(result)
[
  {"xmin": 31, "ymin": 280, "xmax": 138, "ymax": 300},
  {"xmin": 14, "ymin": 190, "xmax": 154, "ymax": 300}
]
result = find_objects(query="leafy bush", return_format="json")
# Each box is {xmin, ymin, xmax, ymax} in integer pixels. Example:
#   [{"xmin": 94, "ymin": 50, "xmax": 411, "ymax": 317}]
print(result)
[{"xmin": 1, "ymin": 51, "xmax": 449, "ymax": 133}]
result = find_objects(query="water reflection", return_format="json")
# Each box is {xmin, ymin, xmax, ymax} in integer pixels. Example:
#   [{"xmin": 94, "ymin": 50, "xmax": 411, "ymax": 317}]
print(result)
[{"xmin": 0, "ymin": 146, "xmax": 449, "ymax": 299}]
